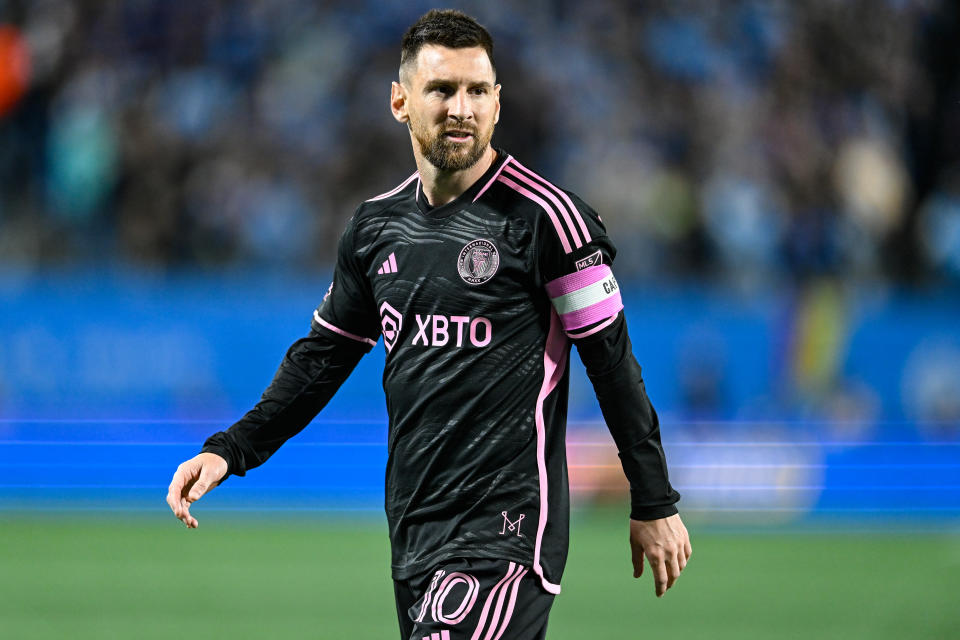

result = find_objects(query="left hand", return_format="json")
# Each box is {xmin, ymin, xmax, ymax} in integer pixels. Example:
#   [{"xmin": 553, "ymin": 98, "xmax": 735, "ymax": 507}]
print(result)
[
  {"xmin": 165, "ymin": 452, "xmax": 228, "ymax": 529},
  {"xmin": 630, "ymin": 513, "xmax": 691, "ymax": 597}
]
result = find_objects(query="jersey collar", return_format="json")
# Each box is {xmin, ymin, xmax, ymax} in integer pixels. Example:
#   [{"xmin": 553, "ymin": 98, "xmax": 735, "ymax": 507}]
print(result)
[{"xmin": 415, "ymin": 148, "xmax": 509, "ymax": 218}]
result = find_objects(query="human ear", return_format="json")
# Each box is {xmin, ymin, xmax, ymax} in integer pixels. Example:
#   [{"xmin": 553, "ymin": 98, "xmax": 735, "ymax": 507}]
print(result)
[{"xmin": 391, "ymin": 81, "xmax": 409, "ymax": 123}]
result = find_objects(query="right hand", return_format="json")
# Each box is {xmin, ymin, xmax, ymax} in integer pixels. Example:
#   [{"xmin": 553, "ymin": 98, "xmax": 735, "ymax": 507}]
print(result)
[
  {"xmin": 630, "ymin": 513, "xmax": 692, "ymax": 597},
  {"xmin": 166, "ymin": 452, "xmax": 228, "ymax": 528}
]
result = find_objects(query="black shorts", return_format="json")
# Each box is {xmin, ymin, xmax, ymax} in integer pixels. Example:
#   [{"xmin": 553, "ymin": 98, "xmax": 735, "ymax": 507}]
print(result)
[{"xmin": 393, "ymin": 558, "xmax": 555, "ymax": 640}]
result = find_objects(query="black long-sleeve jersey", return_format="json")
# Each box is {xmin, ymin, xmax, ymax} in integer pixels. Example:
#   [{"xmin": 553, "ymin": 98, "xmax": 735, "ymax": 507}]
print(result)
[{"xmin": 202, "ymin": 150, "xmax": 680, "ymax": 593}]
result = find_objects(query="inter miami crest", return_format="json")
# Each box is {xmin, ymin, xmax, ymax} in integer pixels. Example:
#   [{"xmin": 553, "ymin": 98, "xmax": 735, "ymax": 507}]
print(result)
[{"xmin": 457, "ymin": 239, "xmax": 500, "ymax": 285}]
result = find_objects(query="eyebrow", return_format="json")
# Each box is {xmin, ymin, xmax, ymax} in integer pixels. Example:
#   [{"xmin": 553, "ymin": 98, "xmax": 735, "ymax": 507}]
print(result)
[{"xmin": 423, "ymin": 79, "xmax": 493, "ymax": 91}]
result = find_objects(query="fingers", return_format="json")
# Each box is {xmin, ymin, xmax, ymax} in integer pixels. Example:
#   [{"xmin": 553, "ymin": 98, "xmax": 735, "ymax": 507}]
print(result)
[
  {"xmin": 188, "ymin": 478, "xmax": 208, "ymax": 502},
  {"xmin": 187, "ymin": 463, "xmax": 222, "ymax": 502},
  {"xmin": 166, "ymin": 470, "xmax": 187, "ymax": 521},
  {"xmin": 682, "ymin": 536, "xmax": 692, "ymax": 570},
  {"xmin": 644, "ymin": 546, "xmax": 683, "ymax": 597},
  {"xmin": 165, "ymin": 479, "xmax": 181, "ymax": 517},
  {"xmin": 666, "ymin": 552, "xmax": 681, "ymax": 592},
  {"xmin": 166, "ymin": 460, "xmax": 201, "ymax": 528},
  {"xmin": 631, "ymin": 540, "xmax": 645, "ymax": 578},
  {"xmin": 166, "ymin": 453, "xmax": 228, "ymax": 529},
  {"xmin": 650, "ymin": 553, "xmax": 669, "ymax": 597},
  {"xmin": 661, "ymin": 522, "xmax": 691, "ymax": 595},
  {"xmin": 166, "ymin": 476, "xmax": 197, "ymax": 528},
  {"xmin": 630, "ymin": 514, "xmax": 693, "ymax": 597},
  {"xmin": 177, "ymin": 496, "xmax": 198, "ymax": 528}
]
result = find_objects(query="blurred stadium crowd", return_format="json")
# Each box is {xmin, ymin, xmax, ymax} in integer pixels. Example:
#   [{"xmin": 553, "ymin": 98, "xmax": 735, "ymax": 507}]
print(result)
[{"xmin": 0, "ymin": 0, "xmax": 959, "ymax": 283}]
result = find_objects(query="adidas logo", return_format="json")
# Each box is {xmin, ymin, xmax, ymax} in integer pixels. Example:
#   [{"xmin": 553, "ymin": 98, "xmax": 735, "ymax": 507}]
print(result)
[{"xmin": 377, "ymin": 252, "xmax": 398, "ymax": 275}]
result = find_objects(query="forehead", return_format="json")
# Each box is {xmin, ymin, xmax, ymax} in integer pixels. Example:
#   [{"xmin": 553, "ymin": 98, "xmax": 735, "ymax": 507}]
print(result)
[{"xmin": 409, "ymin": 44, "xmax": 495, "ymax": 85}]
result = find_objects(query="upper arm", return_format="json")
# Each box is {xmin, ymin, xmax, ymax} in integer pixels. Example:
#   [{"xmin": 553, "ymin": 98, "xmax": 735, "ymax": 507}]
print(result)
[
  {"xmin": 536, "ymin": 192, "xmax": 624, "ymax": 340},
  {"xmin": 313, "ymin": 215, "xmax": 380, "ymax": 349}
]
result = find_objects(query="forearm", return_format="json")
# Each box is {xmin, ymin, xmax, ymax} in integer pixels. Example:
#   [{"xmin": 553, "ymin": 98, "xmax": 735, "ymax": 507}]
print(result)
[
  {"xmin": 575, "ymin": 313, "xmax": 680, "ymax": 520},
  {"xmin": 202, "ymin": 329, "xmax": 369, "ymax": 477}
]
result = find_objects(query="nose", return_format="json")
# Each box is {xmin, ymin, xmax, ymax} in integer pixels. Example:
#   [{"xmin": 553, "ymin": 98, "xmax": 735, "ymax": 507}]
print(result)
[{"xmin": 448, "ymin": 87, "xmax": 472, "ymax": 122}]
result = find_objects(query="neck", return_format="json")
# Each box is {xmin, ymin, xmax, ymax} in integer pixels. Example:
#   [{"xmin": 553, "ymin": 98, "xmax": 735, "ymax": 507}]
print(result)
[{"xmin": 414, "ymin": 146, "xmax": 497, "ymax": 207}]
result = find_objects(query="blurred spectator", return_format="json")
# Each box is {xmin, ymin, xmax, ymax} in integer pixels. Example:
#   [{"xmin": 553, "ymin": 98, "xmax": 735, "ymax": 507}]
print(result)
[
  {"xmin": 0, "ymin": 24, "xmax": 29, "ymax": 117},
  {"xmin": 902, "ymin": 339, "xmax": 960, "ymax": 437},
  {"xmin": 918, "ymin": 166, "xmax": 960, "ymax": 278}
]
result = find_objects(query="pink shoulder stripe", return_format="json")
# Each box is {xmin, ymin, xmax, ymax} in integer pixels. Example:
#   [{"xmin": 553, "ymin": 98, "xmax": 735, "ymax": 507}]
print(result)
[
  {"xmin": 473, "ymin": 155, "xmax": 514, "ymax": 202},
  {"xmin": 313, "ymin": 310, "xmax": 378, "ymax": 346},
  {"xmin": 510, "ymin": 160, "xmax": 591, "ymax": 243},
  {"xmin": 502, "ymin": 164, "xmax": 583, "ymax": 250},
  {"xmin": 366, "ymin": 171, "xmax": 419, "ymax": 202},
  {"xmin": 496, "ymin": 174, "xmax": 573, "ymax": 254}
]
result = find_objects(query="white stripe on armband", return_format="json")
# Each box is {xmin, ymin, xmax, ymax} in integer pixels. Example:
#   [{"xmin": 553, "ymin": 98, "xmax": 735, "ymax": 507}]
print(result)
[{"xmin": 544, "ymin": 265, "xmax": 624, "ymax": 331}]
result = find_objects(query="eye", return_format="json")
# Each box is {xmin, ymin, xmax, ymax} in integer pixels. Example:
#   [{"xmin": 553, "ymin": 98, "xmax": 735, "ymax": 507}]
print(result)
[{"xmin": 470, "ymin": 87, "xmax": 487, "ymax": 96}]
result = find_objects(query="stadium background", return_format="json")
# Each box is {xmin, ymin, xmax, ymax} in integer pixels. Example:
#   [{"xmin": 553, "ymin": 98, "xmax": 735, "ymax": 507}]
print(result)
[{"xmin": 1, "ymin": 1, "xmax": 958, "ymax": 638}]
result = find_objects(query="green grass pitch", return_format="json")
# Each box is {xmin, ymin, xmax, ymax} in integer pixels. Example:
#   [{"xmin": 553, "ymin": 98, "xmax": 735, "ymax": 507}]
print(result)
[{"xmin": 2, "ymin": 510, "xmax": 957, "ymax": 639}]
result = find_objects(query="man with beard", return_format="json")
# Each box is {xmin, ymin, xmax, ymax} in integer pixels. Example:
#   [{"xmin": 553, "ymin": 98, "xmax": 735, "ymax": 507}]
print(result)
[{"xmin": 167, "ymin": 9, "xmax": 690, "ymax": 640}]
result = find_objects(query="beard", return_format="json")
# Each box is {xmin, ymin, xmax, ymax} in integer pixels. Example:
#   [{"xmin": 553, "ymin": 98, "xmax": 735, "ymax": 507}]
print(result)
[{"xmin": 410, "ymin": 118, "xmax": 493, "ymax": 172}]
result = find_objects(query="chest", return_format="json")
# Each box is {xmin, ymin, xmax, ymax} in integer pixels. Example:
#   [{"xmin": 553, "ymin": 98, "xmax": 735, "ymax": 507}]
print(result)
[
  {"xmin": 359, "ymin": 208, "xmax": 541, "ymax": 352},
  {"xmin": 364, "ymin": 209, "xmax": 534, "ymax": 306}
]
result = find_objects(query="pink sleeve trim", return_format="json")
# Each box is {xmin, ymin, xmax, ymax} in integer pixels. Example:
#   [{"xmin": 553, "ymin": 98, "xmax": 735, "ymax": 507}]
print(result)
[
  {"xmin": 313, "ymin": 310, "xmax": 377, "ymax": 347},
  {"xmin": 566, "ymin": 313, "xmax": 619, "ymax": 339},
  {"xmin": 558, "ymin": 295, "xmax": 623, "ymax": 331},
  {"xmin": 544, "ymin": 264, "xmax": 610, "ymax": 298}
]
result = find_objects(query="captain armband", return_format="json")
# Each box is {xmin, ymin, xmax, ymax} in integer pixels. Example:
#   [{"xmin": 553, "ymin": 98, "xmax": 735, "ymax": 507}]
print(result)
[{"xmin": 545, "ymin": 264, "xmax": 623, "ymax": 337}]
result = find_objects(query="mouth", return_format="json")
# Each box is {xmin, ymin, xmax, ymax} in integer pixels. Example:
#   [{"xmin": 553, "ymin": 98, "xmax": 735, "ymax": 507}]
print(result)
[{"xmin": 443, "ymin": 129, "xmax": 474, "ymax": 143}]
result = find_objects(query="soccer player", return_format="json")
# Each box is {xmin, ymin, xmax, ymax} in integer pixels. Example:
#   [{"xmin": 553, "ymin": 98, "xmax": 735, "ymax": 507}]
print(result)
[{"xmin": 167, "ymin": 9, "xmax": 691, "ymax": 639}]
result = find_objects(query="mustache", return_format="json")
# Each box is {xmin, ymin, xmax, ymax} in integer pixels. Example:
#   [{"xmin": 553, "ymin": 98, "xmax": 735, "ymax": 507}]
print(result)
[{"xmin": 442, "ymin": 123, "xmax": 477, "ymax": 135}]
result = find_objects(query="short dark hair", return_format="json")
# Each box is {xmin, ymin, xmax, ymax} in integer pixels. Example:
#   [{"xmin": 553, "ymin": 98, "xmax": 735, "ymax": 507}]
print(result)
[{"xmin": 400, "ymin": 9, "xmax": 495, "ymax": 82}]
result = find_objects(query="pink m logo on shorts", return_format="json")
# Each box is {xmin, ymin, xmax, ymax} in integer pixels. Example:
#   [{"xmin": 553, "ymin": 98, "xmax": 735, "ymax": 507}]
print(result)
[
  {"xmin": 380, "ymin": 301, "xmax": 403, "ymax": 353},
  {"xmin": 499, "ymin": 511, "xmax": 525, "ymax": 537}
]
